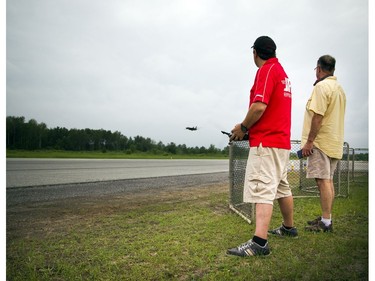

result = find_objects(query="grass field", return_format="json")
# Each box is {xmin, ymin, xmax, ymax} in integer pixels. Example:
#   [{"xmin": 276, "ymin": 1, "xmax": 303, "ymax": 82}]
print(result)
[{"xmin": 7, "ymin": 179, "xmax": 368, "ymax": 280}]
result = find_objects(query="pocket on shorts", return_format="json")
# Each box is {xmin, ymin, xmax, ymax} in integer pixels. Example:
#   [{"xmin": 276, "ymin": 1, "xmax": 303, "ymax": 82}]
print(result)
[
  {"xmin": 252, "ymin": 174, "xmax": 271, "ymax": 183},
  {"xmin": 251, "ymin": 174, "xmax": 272, "ymax": 194}
]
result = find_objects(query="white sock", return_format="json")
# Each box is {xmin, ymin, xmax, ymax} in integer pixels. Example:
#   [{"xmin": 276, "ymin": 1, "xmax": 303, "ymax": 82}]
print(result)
[{"xmin": 321, "ymin": 217, "xmax": 331, "ymax": 226}]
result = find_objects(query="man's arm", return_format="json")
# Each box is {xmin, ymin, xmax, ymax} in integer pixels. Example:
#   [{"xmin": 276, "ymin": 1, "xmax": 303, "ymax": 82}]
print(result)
[
  {"xmin": 230, "ymin": 102, "xmax": 267, "ymax": 141},
  {"xmin": 302, "ymin": 112, "xmax": 323, "ymax": 156}
]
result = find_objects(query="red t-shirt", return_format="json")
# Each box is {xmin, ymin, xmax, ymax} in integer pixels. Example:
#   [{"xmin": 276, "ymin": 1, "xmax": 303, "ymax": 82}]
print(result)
[{"xmin": 248, "ymin": 58, "xmax": 292, "ymax": 149}]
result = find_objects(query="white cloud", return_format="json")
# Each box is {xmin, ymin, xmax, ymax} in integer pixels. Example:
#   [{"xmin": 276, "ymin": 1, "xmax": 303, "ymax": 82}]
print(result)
[{"xmin": 6, "ymin": 0, "xmax": 369, "ymax": 149}]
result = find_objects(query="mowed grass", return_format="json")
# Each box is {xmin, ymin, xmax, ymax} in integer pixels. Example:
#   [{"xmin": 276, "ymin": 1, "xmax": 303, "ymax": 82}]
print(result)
[{"xmin": 7, "ymin": 180, "xmax": 368, "ymax": 280}]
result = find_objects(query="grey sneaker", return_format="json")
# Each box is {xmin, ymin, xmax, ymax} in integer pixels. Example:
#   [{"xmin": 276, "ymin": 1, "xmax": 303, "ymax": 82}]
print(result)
[
  {"xmin": 227, "ymin": 239, "xmax": 270, "ymax": 257},
  {"xmin": 307, "ymin": 216, "xmax": 321, "ymax": 225},
  {"xmin": 268, "ymin": 224, "xmax": 298, "ymax": 237},
  {"xmin": 305, "ymin": 220, "xmax": 333, "ymax": 232}
]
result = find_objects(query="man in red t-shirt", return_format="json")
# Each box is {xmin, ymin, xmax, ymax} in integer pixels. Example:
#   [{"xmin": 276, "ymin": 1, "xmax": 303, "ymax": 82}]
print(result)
[{"xmin": 227, "ymin": 36, "xmax": 297, "ymax": 257}]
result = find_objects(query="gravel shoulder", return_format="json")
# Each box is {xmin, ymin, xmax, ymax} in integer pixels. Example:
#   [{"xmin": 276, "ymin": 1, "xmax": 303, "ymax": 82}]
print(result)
[
  {"xmin": 7, "ymin": 172, "xmax": 229, "ymax": 240},
  {"xmin": 7, "ymin": 172, "xmax": 229, "ymax": 207}
]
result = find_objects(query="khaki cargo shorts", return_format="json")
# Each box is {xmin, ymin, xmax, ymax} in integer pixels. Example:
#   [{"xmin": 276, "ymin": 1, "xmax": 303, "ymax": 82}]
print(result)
[
  {"xmin": 307, "ymin": 147, "xmax": 339, "ymax": 179},
  {"xmin": 243, "ymin": 143, "xmax": 292, "ymax": 205}
]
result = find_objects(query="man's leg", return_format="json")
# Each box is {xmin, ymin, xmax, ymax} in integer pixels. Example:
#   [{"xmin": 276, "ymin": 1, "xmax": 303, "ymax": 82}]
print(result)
[
  {"xmin": 254, "ymin": 203, "xmax": 273, "ymax": 239},
  {"xmin": 316, "ymin": 178, "xmax": 335, "ymax": 220},
  {"xmin": 268, "ymin": 195, "xmax": 298, "ymax": 237},
  {"xmin": 304, "ymin": 178, "xmax": 334, "ymax": 231},
  {"xmin": 277, "ymin": 195, "xmax": 294, "ymax": 227},
  {"xmin": 227, "ymin": 203, "xmax": 272, "ymax": 256}
]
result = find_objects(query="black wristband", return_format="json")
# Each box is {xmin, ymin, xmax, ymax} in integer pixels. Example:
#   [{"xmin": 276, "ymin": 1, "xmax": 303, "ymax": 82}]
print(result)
[{"xmin": 240, "ymin": 123, "xmax": 248, "ymax": 133}]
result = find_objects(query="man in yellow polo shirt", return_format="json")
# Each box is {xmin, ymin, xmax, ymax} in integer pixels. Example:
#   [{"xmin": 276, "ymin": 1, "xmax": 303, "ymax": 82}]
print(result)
[{"xmin": 300, "ymin": 55, "xmax": 346, "ymax": 232}]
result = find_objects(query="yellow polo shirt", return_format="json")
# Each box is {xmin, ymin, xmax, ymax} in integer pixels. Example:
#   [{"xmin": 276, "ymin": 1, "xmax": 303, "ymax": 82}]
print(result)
[{"xmin": 301, "ymin": 76, "xmax": 346, "ymax": 159}]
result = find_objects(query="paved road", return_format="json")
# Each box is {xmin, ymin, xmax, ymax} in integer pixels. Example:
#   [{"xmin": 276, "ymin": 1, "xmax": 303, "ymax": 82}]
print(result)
[{"xmin": 6, "ymin": 158, "xmax": 229, "ymax": 188}]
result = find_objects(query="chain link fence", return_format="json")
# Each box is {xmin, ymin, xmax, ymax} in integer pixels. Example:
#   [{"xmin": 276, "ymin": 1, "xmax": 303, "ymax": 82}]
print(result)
[
  {"xmin": 350, "ymin": 148, "xmax": 369, "ymax": 183},
  {"xmin": 228, "ymin": 140, "xmax": 360, "ymax": 224}
]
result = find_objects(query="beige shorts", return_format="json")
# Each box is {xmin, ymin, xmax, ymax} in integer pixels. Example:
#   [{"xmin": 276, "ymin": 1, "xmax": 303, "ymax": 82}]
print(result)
[
  {"xmin": 307, "ymin": 147, "xmax": 339, "ymax": 179},
  {"xmin": 243, "ymin": 143, "xmax": 292, "ymax": 205}
]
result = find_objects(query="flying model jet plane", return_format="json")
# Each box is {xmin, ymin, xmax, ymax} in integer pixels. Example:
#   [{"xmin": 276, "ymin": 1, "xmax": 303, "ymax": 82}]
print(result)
[{"xmin": 186, "ymin": 126, "xmax": 198, "ymax": 131}]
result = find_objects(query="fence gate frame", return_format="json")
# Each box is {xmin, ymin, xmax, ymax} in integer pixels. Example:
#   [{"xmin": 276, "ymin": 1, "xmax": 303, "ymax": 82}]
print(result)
[{"xmin": 228, "ymin": 140, "xmax": 351, "ymax": 224}]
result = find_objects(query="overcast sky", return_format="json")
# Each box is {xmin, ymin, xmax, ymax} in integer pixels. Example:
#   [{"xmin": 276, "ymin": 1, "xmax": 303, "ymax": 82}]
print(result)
[{"xmin": 6, "ymin": 0, "xmax": 369, "ymax": 149}]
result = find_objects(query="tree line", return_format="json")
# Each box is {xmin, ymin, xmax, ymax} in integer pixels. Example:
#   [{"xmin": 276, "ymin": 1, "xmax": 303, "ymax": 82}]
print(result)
[{"xmin": 6, "ymin": 116, "xmax": 229, "ymax": 156}]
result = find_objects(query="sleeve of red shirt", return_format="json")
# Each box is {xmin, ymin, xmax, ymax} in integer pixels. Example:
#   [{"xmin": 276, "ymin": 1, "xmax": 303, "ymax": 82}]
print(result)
[{"xmin": 251, "ymin": 64, "xmax": 276, "ymax": 105}]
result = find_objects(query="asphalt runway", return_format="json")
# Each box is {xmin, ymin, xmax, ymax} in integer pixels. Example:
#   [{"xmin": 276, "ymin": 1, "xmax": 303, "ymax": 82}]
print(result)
[
  {"xmin": 6, "ymin": 159, "xmax": 229, "ymax": 206},
  {"xmin": 6, "ymin": 158, "xmax": 229, "ymax": 188}
]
